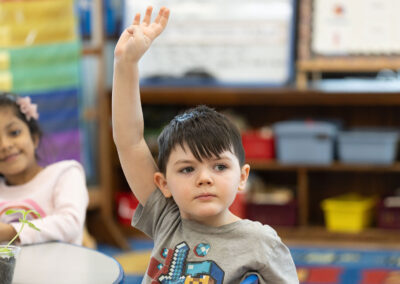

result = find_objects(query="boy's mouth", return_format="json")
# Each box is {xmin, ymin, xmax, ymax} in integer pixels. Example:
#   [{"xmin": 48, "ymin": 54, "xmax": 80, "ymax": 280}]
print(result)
[{"xmin": 195, "ymin": 193, "xmax": 216, "ymax": 200}]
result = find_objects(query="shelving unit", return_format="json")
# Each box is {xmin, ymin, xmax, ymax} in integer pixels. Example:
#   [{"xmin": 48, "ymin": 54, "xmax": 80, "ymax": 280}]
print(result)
[
  {"xmin": 92, "ymin": 0, "xmax": 400, "ymax": 248},
  {"xmin": 96, "ymin": 82, "xmax": 400, "ymax": 248},
  {"xmin": 117, "ymin": 86, "xmax": 400, "ymax": 248}
]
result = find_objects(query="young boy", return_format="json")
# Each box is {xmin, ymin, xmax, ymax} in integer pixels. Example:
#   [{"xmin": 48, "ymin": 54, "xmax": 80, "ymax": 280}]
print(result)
[{"xmin": 112, "ymin": 6, "xmax": 298, "ymax": 283}]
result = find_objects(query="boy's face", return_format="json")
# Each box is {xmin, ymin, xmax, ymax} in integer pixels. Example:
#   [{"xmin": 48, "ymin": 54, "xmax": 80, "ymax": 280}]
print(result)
[{"xmin": 154, "ymin": 144, "xmax": 250, "ymax": 227}]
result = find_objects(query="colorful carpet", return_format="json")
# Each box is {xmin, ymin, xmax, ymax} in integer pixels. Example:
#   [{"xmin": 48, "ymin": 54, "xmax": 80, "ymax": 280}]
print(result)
[{"xmin": 97, "ymin": 239, "xmax": 400, "ymax": 284}]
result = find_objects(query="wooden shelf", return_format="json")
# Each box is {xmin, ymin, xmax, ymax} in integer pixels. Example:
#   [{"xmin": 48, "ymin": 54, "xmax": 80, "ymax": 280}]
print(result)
[
  {"xmin": 140, "ymin": 87, "xmax": 400, "ymax": 106},
  {"xmin": 82, "ymin": 45, "xmax": 103, "ymax": 56},
  {"xmin": 87, "ymin": 186, "xmax": 102, "ymax": 210},
  {"xmin": 248, "ymin": 160, "xmax": 400, "ymax": 173},
  {"xmin": 277, "ymin": 226, "xmax": 400, "ymax": 249},
  {"xmin": 298, "ymin": 58, "xmax": 400, "ymax": 73}
]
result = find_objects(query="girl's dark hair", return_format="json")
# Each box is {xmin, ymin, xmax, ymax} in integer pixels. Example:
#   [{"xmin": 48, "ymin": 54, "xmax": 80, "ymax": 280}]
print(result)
[
  {"xmin": 157, "ymin": 105, "xmax": 245, "ymax": 174},
  {"xmin": 0, "ymin": 92, "xmax": 42, "ymax": 142}
]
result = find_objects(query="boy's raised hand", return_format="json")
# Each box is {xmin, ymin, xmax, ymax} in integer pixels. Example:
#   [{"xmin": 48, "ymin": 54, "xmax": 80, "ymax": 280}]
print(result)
[{"xmin": 114, "ymin": 6, "xmax": 170, "ymax": 63}]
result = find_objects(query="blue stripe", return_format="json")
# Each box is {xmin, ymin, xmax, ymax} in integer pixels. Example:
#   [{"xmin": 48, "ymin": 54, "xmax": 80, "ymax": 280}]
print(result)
[
  {"xmin": 39, "ymin": 109, "xmax": 80, "ymax": 133},
  {"xmin": 22, "ymin": 88, "xmax": 80, "ymax": 133}
]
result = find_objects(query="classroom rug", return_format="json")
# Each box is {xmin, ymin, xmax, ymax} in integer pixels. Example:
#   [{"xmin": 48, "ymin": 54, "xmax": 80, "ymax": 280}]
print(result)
[{"xmin": 97, "ymin": 239, "xmax": 400, "ymax": 284}]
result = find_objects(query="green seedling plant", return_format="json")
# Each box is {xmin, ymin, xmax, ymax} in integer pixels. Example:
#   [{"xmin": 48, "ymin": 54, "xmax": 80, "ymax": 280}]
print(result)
[{"xmin": 0, "ymin": 209, "xmax": 41, "ymax": 256}]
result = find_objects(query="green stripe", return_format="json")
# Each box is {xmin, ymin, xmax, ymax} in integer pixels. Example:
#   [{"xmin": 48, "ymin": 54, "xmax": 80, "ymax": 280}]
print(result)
[
  {"xmin": 0, "ymin": 61, "xmax": 80, "ymax": 92},
  {"xmin": 0, "ymin": 41, "xmax": 81, "ymax": 70}
]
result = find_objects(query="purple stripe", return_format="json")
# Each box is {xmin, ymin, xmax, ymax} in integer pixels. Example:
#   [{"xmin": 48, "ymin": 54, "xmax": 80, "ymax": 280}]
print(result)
[{"xmin": 37, "ymin": 129, "xmax": 81, "ymax": 166}]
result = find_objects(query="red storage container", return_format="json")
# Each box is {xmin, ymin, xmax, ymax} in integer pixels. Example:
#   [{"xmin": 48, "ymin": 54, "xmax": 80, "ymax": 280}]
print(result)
[
  {"xmin": 115, "ymin": 192, "xmax": 139, "ymax": 226},
  {"xmin": 246, "ymin": 200, "xmax": 297, "ymax": 227},
  {"xmin": 377, "ymin": 200, "xmax": 400, "ymax": 229},
  {"xmin": 242, "ymin": 129, "xmax": 275, "ymax": 160},
  {"xmin": 229, "ymin": 192, "xmax": 246, "ymax": 219}
]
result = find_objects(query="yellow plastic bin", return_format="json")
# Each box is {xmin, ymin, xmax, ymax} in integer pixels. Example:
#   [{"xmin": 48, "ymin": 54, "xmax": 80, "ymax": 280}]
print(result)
[{"xmin": 321, "ymin": 193, "xmax": 377, "ymax": 233}]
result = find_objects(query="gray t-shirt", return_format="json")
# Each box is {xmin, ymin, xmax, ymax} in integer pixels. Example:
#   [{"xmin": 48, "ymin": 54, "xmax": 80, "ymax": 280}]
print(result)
[{"xmin": 132, "ymin": 189, "xmax": 299, "ymax": 283}]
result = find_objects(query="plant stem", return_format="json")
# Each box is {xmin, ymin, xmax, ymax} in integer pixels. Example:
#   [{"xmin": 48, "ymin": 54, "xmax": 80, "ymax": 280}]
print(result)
[{"xmin": 6, "ymin": 222, "xmax": 25, "ymax": 248}]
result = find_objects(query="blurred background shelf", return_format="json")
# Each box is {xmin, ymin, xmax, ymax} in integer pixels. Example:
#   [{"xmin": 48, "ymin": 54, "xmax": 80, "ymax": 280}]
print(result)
[
  {"xmin": 140, "ymin": 87, "xmax": 400, "ymax": 106},
  {"xmin": 277, "ymin": 226, "xmax": 400, "ymax": 249},
  {"xmin": 83, "ymin": 0, "xmax": 400, "ymax": 249},
  {"xmin": 101, "ymin": 87, "xmax": 400, "ymax": 247}
]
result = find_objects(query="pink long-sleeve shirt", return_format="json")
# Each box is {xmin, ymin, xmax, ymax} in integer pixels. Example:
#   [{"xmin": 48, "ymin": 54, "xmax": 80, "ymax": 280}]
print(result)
[{"xmin": 0, "ymin": 160, "xmax": 88, "ymax": 245}]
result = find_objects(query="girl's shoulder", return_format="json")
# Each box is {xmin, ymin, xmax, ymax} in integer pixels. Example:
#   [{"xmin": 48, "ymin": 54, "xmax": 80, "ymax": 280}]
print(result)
[
  {"xmin": 42, "ymin": 160, "xmax": 85, "ymax": 178},
  {"xmin": 47, "ymin": 160, "xmax": 84, "ymax": 171}
]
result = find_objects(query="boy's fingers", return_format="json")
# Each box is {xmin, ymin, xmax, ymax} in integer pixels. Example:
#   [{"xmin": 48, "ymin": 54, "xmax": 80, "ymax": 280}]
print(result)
[
  {"xmin": 159, "ymin": 7, "xmax": 170, "ymax": 27},
  {"xmin": 153, "ymin": 7, "xmax": 162, "ymax": 23},
  {"xmin": 154, "ymin": 7, "xmax": 169, "ymax": 26},
  {"xmin": 132, "ymin": 13, "xmax": 141, "ymax": 25},
  {"xmin": 142, "ymin": 6, "xmax": 153, "ymax": 26}
]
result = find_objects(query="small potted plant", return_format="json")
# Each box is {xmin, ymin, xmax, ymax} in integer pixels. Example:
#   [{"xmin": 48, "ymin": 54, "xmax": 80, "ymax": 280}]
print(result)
[{"xmin": 0, "ymin": 209, "xmax": 40, "ymax": 284}]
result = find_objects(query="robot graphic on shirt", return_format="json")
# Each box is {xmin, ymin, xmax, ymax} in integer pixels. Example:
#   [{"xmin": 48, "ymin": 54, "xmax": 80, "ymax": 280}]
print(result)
[{"xmin": 147, "ymin": 241, "xmax": 224, "ymax": 284}]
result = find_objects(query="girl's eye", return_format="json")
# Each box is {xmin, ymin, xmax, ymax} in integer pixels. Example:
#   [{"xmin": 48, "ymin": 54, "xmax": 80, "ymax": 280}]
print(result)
[
  {"xmin": 9, "ymin": 129, "xmax": 21, "ymax": 137},
  {"xmin": 215, "ymin": 164, "xmax": 227, "ymax": 171},
  {"xmin": 180, "ymin": 167, "xmax": 194, "ymax": 174}
]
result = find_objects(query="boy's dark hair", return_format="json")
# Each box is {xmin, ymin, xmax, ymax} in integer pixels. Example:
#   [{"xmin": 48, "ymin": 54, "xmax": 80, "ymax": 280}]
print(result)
[
  {"xmin": 157, "ymin": 105, "xmax": 245, "ymax": 174},
  {"xmin": 0, "ymin": 92, "xmax": 42, "ymax": 142}
]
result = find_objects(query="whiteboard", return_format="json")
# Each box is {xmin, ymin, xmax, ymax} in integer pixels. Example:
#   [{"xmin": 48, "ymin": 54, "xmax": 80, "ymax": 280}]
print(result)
[{"xmin": 123, "ymin": 0, "xmax": 295, "ymax": 86}]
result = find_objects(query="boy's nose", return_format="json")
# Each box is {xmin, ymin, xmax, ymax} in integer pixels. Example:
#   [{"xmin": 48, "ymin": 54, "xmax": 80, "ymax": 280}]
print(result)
[{"xmin": 196, "ymin": 169, "xmax": 213, "ymax": 186}]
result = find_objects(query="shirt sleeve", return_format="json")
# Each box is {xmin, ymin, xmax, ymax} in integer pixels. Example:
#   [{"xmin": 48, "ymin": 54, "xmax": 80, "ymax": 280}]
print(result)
[
  {"xmin": 132, "ymin": 188, "xmax": 180, "ymax": 239},
  {"xmin": 11, "ymin": 164, "xmax": 88, "ymax": 245},
  {"xmin": 255, "ymin": 226, "xmax": 299, "ymax": 284}
]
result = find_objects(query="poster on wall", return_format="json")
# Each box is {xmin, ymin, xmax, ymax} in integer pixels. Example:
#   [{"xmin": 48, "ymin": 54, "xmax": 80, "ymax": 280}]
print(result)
[
  {"xmin": 123, "ymin": 0, "xmax": 296, "ymax": 86},
  {"xmin": 312, "ymin": 0, "xmax": 400, "ymax": 55}
]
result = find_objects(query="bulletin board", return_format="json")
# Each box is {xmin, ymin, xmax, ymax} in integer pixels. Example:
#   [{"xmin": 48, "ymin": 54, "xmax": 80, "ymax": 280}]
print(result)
[
  {"xmin": 123, "ymin": 0, "xmax": 296, "ymax": 87},
  {"xmin": 312, "ymin": 0, "xmax": 400, "ymax": 56},
  {"xmin": 296, "ymin": 0, "xmax": 400, "ymax": 89}
]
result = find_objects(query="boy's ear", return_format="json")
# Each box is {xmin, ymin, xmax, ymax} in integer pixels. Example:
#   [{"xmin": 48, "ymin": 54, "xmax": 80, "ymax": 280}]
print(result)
[
  {"xmin": 154, "ymin": 172, "xmax": 172, "ymax": 198},
  {"xmin": 238, "ymin": 164, "xmax": 250, "ymax": 191}
]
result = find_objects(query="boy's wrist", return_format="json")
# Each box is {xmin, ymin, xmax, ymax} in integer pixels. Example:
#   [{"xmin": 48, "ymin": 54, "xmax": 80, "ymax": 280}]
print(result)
[{"xmin": 114, "ymin": 59, "xmax": 139, "ymax": 72}]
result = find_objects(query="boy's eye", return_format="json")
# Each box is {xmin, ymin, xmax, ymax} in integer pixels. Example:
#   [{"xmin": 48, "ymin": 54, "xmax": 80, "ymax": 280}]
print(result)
[
  {"xmin": 214, "ymin": 164, "xmax": 227, "ymax": 171},
  {"xmin": 180, "ymin": 167, "xmax": 194, "ymax": 174}
]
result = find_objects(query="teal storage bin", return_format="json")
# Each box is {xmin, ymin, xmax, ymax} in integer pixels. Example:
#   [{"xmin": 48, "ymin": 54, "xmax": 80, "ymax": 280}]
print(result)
[
  {"xmin": 273, "ymin": 120, "xmax": 338, "ymax": 164},
  {"xmin": 338, "ymin": 129, "xmax": 399, "ymax": 164}
]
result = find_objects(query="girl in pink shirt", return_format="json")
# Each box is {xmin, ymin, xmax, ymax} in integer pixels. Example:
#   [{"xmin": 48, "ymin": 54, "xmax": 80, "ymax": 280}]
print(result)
[{"xmin": 0, "ymin": 92, "xmax": 88, "ymax": 245}]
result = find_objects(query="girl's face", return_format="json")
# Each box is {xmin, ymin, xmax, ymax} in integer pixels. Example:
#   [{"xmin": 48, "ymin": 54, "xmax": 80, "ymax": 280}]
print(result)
[
  {"xmin": 154, "ymin": 144, "xmax": 250, "ymax": 227},
  {"xmin": 0, "ymin": 107, "xmax": 41, "ymax": 185}
]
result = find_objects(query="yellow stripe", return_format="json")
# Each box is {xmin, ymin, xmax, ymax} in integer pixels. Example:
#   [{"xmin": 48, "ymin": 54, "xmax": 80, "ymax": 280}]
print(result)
[
  {"xmin": 0, "ymin": 52, "xmax": 10, "ymax": 70},
  {"xmin": 0, "ymin": 20, "xmax": 77, "ymax": 47},
  {"xmin": 0, "ymin": 72, "xmax": 12, "ymax": 91},
  {"xmin": 0, "ymin": 0, "xmax": 75, "ymax": 25}
]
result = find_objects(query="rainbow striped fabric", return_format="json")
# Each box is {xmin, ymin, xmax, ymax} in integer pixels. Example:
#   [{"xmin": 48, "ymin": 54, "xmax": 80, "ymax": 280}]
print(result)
[{"xmin": 0, "ymin": 0, "xmax": 83, "ymax": 169}]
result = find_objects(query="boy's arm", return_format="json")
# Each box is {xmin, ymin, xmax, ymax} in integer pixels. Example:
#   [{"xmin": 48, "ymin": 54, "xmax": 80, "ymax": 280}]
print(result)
[{"xmin": 112, "ymin": 6, "xmax": 170, "ymax": 206}]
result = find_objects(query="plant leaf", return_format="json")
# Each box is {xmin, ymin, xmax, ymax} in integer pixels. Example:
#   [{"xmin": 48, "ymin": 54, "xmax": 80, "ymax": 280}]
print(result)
[{"xmin": 27, "ymin": 222, "xmax": 40, "ymax": 231}]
